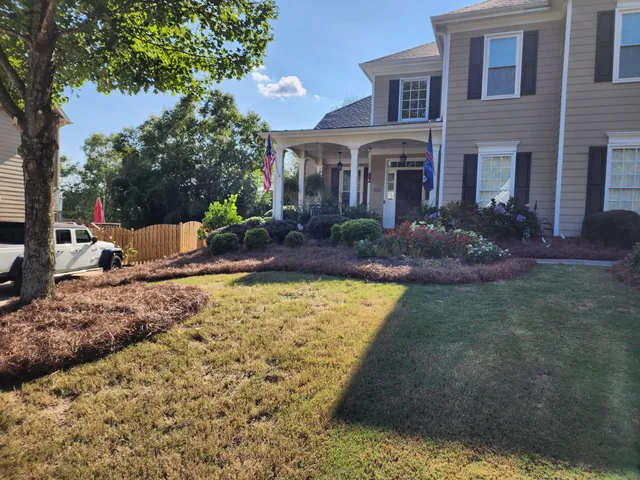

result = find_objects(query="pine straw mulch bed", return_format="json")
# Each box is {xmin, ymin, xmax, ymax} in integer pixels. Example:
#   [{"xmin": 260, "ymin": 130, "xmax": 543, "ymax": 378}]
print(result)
[
  {"xmin": 75, "ymin": 245, "xmax": 538, "ymax": 289},
  {"xmin": 0, "ymin": 282, "xmax": 208, "ymax": 385},
  {"xmin": 610, "ymin": 261, "xmax": 640, "ymax": 289},
  {"xmin": 497, "ymin": 237, "xmax": 630, "ymax": 260}
]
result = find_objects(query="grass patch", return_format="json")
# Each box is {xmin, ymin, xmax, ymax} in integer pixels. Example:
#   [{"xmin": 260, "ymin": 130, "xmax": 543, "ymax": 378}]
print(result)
[{"xmin": 1, "ymin": 267, "xmax": 639, "ymax": 478}]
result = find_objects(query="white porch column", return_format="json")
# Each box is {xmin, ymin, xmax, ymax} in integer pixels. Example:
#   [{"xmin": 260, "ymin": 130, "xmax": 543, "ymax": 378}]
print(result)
[
  {"xmin": 297, "ymin": 151, "xmax": 306, "ymax": 208},
  {"xmin": 273, "ymin": 147, "xmax": 287, "ymax": 220},
  {"xmin": 348, "ymin": 145, "xmax": 361, "ymax": 206}
]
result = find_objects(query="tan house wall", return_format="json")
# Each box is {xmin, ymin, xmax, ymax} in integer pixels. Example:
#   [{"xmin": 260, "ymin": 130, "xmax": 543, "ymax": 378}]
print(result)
[
  {"xmin": 560, "ymin": 0, "xmax": 640, "ymax": 236},
  {"xmin": 373, "ymin": 70, "xmax": 443, "ymax": 126},
  {"xmin": 0, "ymin": 112, "xmax": 25, "ymax": 223},
  {"xmin": 444, "ymin": 20, "xmax": 565, "ymax": 226}
]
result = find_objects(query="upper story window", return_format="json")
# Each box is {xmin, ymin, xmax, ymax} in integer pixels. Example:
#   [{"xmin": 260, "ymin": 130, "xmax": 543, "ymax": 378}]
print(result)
[
  {"xmin": 614, "ymin": 6, "xmax": 640, "ymax": 82},
  {"xmin": 400, "ymin": 78, "xmax": 429, "ymax": 121},
  {"xmin": 482, "ymin": 32, "xmax": 523, "ymax": 100}
]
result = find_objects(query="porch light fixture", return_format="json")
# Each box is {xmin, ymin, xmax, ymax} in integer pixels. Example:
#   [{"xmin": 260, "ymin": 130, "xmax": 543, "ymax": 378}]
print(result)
[
  {"xmin": 337, "ymin": 151, "xmax": 343, "ymax": 171},
  {"xmin": 399, "ymin": 142, "xmax": 407, "ymax": 165}
]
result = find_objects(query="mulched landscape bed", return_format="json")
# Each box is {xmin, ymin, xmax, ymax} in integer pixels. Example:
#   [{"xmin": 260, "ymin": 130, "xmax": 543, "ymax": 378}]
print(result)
[
  {"xmin": 498, "ymin": 237, "xmax": 630, "ymax": 260},
  {"xmin": 0, "ymin": 282, "xmax": 208, "ymax": 384},
  {"xmin": 610, "ymin": 261, "xmax": 640, "ymax": 289},
  {"xmin": 78, "ymin": 245, "xmax": 537, "ymax": 289}
]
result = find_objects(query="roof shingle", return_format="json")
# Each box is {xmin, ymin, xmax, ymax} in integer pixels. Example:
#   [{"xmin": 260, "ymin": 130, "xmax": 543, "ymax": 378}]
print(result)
[
  {"xmin": 363, "ymin": 42, "xmax": 440, "ymax": 65},
  {"xmin": 443, "ymin": 0, "xmax": 544, "ymax": 16},
  {"xmin": 315, "ymin": 97, "xmax": 372, "ymax": 130}
]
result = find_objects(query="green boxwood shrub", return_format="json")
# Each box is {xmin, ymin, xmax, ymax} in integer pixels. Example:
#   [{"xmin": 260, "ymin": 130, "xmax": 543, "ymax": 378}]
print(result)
[
  {"xmin": 244, "ymin": 228, "xmax": 271, "ymax": 250},
  {"xmin": 284, "ymin": 231, "xmax": 304, "ymax": 248},
  {"xmin": 305, "ymin": 214, "xmax": 348, "ymax": 239},
  {"xmin": 207, "ymin": 223, "xmax": 251, "ymax": 246},
  {"xmin": 262, "ymin": 219, "xmax": 298, "ymax": 243},
  {"xmin": 242, "ymin": 217, "xmax": 265, "ymax": 228},
  {"xmin": 330, "ymin": 223, "xmax": 342, "ymax": 246},
  {"xmin": 339, "ymin": 219, "xmax": 383, "ymax": 245},
  {"xmin": 582, "ymin": 210, "xmax": 640, "ymax": 249},
  {"xmin": 629, "ymin": 242, "xmax": 640, "ymax": 270},
  {"xmin": 209, "ymin": 233, "xmax": 240, "ymax": 255}
]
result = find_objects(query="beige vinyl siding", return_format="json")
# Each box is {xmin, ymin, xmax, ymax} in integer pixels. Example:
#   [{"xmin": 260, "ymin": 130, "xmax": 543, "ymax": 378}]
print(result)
[
  {"xmin": 560, "ymin": 0, "xmax": 640, "ymax": 236},
  {"xmin": 0, "ymin": 112, "xmax": 25, "ymax": 222},
  {"xmin": 444, "ymin": 20, "xmax": 565, "ymax": 226},
  {"xmin": 373, "ymin": 71, "xmax": 443, "ymax": 126}
]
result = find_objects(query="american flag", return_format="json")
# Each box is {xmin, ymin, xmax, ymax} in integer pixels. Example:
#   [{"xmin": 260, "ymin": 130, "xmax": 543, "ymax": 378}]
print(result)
[{"xmin": 263, "ymin": 134, "xmax": 276, "ymax": 192}]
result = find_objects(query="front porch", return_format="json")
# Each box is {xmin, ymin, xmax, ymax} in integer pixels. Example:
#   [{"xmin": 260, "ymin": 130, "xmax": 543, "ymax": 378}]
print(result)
[{"xmin": 265, "ymin": 122, "xmax": 442, "ymax": 228}]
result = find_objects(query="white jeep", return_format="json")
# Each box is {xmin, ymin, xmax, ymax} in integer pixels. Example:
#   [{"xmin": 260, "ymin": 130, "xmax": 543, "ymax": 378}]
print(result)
[{"xmin": 0, "ymin": 223, "xmax": 123, "ymax": 292}]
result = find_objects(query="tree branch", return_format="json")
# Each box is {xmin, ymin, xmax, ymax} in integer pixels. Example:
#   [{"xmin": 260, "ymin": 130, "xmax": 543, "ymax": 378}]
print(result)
[
  {"xmin": 0, "ymin": 45, "xmax": 26, "ymax": 97},
  {"xmin": 0, "ymin": 79, "xmax": 24, "ymax": 123}
]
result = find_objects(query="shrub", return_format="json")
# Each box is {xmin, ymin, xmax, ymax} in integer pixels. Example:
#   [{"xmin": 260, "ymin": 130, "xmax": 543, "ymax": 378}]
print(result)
[
  {"xmin": 340, "ymin": 219, "xmax": 383, "ymax": 245},
  {"xmin": 202, "ymin": 194, "xmax": 243, "ymax": 232},
  {"xmin": 209, "ymin": 233, "xmax": 241, "ymax": 255},
  {"xmin": 262, "ymin": 219, "xmax": 298, "ymax": 243},
  {"xmin": 263, "ymin": 206, "xmax": 298, "ymax": 222},
  {"xmin": 305, "ymin": 214, "xmax": 348, "ymax": 239},
  {"xmin": 629, "ymin": 242, "xmax": 640, "ymax": 270},
  {"xmin": 582, "ymin": 210, "xmax": 640, "ymax": 249},
  {"xmin": 354, "ymin": 239, "xmax": 376, "ymax": 258},
  {"xmin": 244, "ymin": 228, "xmax": 271, "ymax": 250},
  {"xmin": 284, "ymin": 231, "xmax": 304, "ymax": 248},
  {"xmin": 342, "ymin": 204, "xmax": 382, "ymax": 221},
  {"xmin": 242, "ymin": 217, "xmax": 264, "ymax": 228},
  {"xmin": 304, "ymin": 173, "xmax": 325, "ymax": 198},
  {"xmin": 330, "ymin": 223, "xmax": 343, "ymax": 246},
  {"xmin": 206, "ymin": 223, "xmax": 251, "ymax": 247}
]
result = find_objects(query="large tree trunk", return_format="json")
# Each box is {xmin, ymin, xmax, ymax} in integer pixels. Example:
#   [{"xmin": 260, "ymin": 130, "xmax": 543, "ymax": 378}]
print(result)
[{"xmin": 19, "ymin": 0, "xmax": 58, "ymax": 303}]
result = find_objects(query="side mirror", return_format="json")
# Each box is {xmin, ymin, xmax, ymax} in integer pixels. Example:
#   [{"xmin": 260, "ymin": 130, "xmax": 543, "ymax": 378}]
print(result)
[{"xmin": 91, "ymin": 236, "xmax": 98, "ymax": 244}]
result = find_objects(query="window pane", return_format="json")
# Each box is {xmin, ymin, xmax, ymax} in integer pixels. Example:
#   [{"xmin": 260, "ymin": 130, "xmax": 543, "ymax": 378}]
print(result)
[
  {"xmin": 622, "ymin": 13, "xmax": 640, "ymax": 46},
  {"xmin": 479, "ymin": 154, "xmax": 512, "ymax": 206},
  {"xmin": 75, "ymin": 230, "xmax": 92, "ymax": 243},
  {"xmin": 620, "ymin": 46, "xmax": 640, "ymax": 79},
  {"xmin": 487, "ymin": 66, "xmax": 516, "ymax": 96},
  {"xmin": 489, "ymin": 37, "xmax": 517, "ymax": 67},
  {"xmin": 343, "ymin": 171, "xmax": 350, "ymax": 192},
  {"xmin": 55, "ymin": 230, "xmax": 72, "ymax": 245}
]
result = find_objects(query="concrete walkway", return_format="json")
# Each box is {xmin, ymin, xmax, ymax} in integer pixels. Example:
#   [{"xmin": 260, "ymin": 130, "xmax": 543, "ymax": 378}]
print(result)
[{"xmin": 535, "ymin": 259, "xmax": 616, "ymax": 267}]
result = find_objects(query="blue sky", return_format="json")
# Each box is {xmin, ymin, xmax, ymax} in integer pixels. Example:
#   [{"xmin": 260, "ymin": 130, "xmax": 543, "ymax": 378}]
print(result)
[{"xmin": 60, "ymin": 0, "xmax": 472, "ymax": 163}]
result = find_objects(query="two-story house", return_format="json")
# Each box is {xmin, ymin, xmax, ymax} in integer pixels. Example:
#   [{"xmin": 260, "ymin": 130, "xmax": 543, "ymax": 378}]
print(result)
[{"xmin": 266, "ymin": 0, "xmax": 640, "ymax": 237}]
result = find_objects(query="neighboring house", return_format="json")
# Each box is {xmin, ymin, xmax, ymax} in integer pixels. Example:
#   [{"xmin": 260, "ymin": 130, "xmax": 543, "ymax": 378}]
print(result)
[
  {"xmin": 0, "ymin": 107, "xmax": 70, "ymax": 226},
  {"xmin": 266, "ymin": 0, "xmax": 640, "ymax": 236}
]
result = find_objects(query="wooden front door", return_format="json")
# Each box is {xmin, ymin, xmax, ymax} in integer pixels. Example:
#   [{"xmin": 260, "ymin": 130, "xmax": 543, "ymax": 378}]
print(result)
[{"xmin": 395, "ymin": 170, "xmax": 424, "ymax": 225}]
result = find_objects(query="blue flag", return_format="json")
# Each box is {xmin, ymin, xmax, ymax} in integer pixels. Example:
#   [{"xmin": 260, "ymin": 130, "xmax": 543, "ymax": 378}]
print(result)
[{"xmin": 423, "ymin": 129, "xmax": 435, "ymax": 193}]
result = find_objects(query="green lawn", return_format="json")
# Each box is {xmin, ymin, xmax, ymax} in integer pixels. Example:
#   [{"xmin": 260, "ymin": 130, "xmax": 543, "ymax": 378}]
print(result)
[{"xmin": 1, "ymin": 266, "xmax": 639, "ymax": 479}]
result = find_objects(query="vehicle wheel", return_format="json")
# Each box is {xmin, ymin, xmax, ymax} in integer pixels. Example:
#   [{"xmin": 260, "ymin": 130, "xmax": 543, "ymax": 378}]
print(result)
[{"xmin": 104, "ymin": 255, "xmax": 123, "ymax": 271}]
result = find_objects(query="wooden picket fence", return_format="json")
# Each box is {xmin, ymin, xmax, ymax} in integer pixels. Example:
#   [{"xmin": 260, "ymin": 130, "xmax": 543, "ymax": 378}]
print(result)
[{"xmin": 92, "ymin": 221, "xmax": 206, "ymax": 265}]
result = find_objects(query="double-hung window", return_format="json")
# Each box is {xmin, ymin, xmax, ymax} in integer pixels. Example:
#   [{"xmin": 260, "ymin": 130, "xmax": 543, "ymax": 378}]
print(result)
[
  {"xmin": 400, "ymin": 78, "xmax": 429, "ymax": 121},
  {"xmin": 483, "ymin": 32, "xmax": 523, "ymax": 99},
  {"xmin": 476, "ymin": 142, "xmax": 519, "ymax": 207},
  {"xmin": 614, "ymin": 6, "xmax": 640, "ymax": 82},
  {"xmin": 606, "ymin": 134, "xmax": 640, "ymax": 213}
]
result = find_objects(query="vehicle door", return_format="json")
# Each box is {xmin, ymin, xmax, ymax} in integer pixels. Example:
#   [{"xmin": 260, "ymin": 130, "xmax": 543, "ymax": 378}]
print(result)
[
  {"xmin": 54, "ymin": 229, "xmax": 75, "ymax": 272},
  {"xmin": 71, "ymin": 229, "xmax": 100, "ymax": 270}
]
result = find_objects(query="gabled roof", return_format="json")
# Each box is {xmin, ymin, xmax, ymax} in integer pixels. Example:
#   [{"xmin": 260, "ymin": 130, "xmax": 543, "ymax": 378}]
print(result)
[
  {"xmin": 363, "ymin": 42, "xmax": 440, "ymax": 65},
  {"xmin": 315, "ymin": 97, "xmax": 372, "ymax": 130},
  {"xmin": 442, "ymin": 0, "xmax": 546, "ymax": 16}
]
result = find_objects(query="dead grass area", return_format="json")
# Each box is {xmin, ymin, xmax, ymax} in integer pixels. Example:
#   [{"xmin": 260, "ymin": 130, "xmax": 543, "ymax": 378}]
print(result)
[
  {"xmin": 498, "ymin": 236, "xmax": 629, "ymax": 260},
  {"xmin": 0, "ymin": 282, "xmax": 208, "ymax": 384},
  {"xmin": 75, "ymin": 245, "xmax": 537, "ymax": 289},
  {"xmin": 611, "ymin": 260, "xmax": 640, "ymax": 289}
]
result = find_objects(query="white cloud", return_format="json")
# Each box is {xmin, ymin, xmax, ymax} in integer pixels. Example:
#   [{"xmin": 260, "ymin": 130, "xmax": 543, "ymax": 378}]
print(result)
[
  {"xmin": 255, "ymin": 65, "xmax": 266, "ymax": 70},
  {"xmin": 257, "ymin": 76, "xmax": 308, "ymax": 98},
  {"xmin": 251, "ymin": 71, "xmax": 271, "ymax": 83},
  {"xmin": 314, "ymin": 94, "xmax": 321, "ymax": 99}
]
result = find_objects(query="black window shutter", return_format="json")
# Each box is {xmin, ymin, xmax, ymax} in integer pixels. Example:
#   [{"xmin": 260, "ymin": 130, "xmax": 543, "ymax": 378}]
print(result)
[
  {"xmin": 468, "ymin": 37, "xmax": 484, "ymax": 100},
  {"xmin": 585, "ymin": 147, "xmax": 608, "ymax": 215},
  {"xmin": 514, "ymin": 152, "xmax": 532, "ymax": 206},
  {"xmin": 362, "ymin": 167, "xmax": 369, "ymax": 206},
  {"xmin": 462, "ymin": 154, "xmax": 478, "ymax": 203},
  {"xmin": 428, "ymin": 76, "xmax": 442, "ymax": 120},
  {"xmin": 595, "ymin": 11, "xmax": 615, "ymax": 83},
  {"xmin": 521, "ymin": 31, "xmax": 539, "ymax": 96},
  {"xmin": 388, "ymin": 80, "xmax": 400, "ymax": 122},
  {"xmin": 331, "ymin": 168, "xmax": 340, "ymax": 203}
]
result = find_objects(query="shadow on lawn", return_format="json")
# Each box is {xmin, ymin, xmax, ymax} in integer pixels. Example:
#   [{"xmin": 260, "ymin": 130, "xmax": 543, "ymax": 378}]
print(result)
[{"xmin": 331, "ymin": 268, "xmax": 640, "ymax": 472}]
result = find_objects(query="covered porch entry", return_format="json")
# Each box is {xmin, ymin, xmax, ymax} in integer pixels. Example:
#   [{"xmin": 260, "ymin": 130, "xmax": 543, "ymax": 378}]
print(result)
[{"xmin": 263, "ymin": 123, "xmax": 442, "ymax": 229}]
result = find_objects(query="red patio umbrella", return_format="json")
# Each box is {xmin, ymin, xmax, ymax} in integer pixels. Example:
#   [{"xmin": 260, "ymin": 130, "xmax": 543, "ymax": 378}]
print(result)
[{"xmin": 94, "ymin": 197, "xmax": 106, "ymax": 224}]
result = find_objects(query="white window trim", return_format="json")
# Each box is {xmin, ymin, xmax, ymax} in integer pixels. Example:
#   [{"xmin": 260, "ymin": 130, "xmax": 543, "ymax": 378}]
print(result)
[
  {"xmin": 398, "ymin": 76, "xmax": 430, "ymax": 122},
  {"xmin": 482, "ymin": 31, "xmax": 524, "ymax": 100},
  {"xmin": 613, "ymin": 2, "xmax": 640, "ymax": 84},
  {"xmin": 604, "ymin": 132, "xmax": 640, "ymax": 211},
  {"xmin": 475, "ymin": 141, "xmax": 520, "ymax": 206}
]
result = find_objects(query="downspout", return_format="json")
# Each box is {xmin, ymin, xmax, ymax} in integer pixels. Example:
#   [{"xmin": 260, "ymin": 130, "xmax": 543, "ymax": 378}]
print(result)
[
  {"xmin": 438, "ymin": 30, "xmax": 451, "ymax": 208},
  {"xmin": 554, "ymin": 0, "xmax": 572, "ymax": 236}
]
